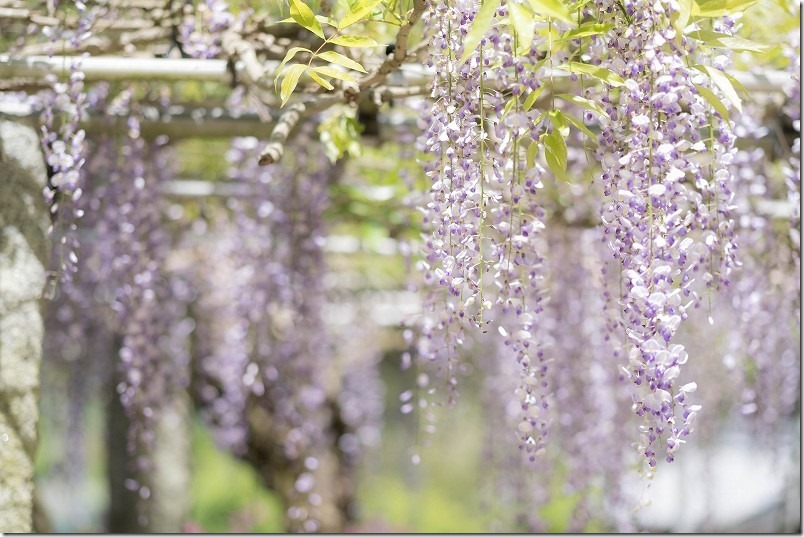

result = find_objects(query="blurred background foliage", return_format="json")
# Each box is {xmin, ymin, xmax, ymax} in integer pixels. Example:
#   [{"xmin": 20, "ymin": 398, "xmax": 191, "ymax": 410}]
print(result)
[
  {"xmin": 34, "ymin": 350, "xmax": 592, "ymax": 532},
  {"xmin": 24, "ymin": 0, "xmax": 800, "ymax": 532}
]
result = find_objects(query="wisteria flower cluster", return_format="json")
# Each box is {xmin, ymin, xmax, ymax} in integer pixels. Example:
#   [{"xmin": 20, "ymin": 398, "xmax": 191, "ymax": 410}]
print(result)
[
  {"xmin": 39, "ymin": 1, "xmax": 100, "ymax": 287},
  {"xmin": 588, "ymin": 0, "xmax": 739, "ymax": 467},
  {"xmin": 3, "ymin": 0, "xmax": 798, "ymax": 531},
  {"xmin": 94, "ymin": 93, "xmax": 183, "ymax": 522},
  {"xmin": 416, "ymin": 0, "xmax": 563, "ymax": 458},
  {"xmin": 179, "ymin": 0, "xmax": 235, "ymax": 59},
  {"xmin": 36, "ymin": 82, "xmax": 187, "ymax": 527},
  {"xmin": 412, "ymin": 0, "xmax": 765, "ymax": 474},
  {"xmin": 477, "ymin": 227, "xmax": 637, "ymax": 531}
]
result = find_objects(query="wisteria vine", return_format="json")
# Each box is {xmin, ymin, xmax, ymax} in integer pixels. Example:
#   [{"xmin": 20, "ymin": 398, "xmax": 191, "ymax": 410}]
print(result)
[
  {"xmin": 0, "ymin": 0, "xmax": 798, "ymax": 532},
  {"xmin": 39, "ymin": 1, "xmax": 99, "ymax": 291}
]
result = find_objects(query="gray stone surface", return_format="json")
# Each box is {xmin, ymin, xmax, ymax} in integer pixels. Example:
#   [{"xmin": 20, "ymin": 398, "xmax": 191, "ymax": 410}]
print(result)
[
  {"xmin": 151, "ymin": 392, "xmax": 191, "ymax": 532},
  {"xmin": 0, "ymin": 115, "xmax": 49, "ymax": 532}
]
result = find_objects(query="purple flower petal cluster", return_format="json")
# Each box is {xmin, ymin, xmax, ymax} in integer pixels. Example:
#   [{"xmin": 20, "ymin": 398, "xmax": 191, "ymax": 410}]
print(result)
[
  {"xmin": 476, "ymin": 228, "xmax": 637, "ymax": 532},
  {"xmin": 213, "ymin": 120, "xmax": 338, "ymax": 531},
  {"xmin": 38, "ymin": 84, "xmax": 187, "ymax": 524},
  {"xmin": 591, "ymin": 0, "xmax": 739, "ymax": 468},
  {"xmin": 98, "ymin": 95, "xmax": 183, "ymax": 516},
  {"xmin": 39, "ymin": 1, "xmax": 100, "ymax": 286},
  {"xmin": 416, "ymin": 0, "xmax": 557, "ymax": 457},
  {"xmin": 189, "ymin": 225, "xmax": 253, "ymax": 454},
  {"xmin": 179, "ymin": 0, "xmax": 235, "ymax": 59}
]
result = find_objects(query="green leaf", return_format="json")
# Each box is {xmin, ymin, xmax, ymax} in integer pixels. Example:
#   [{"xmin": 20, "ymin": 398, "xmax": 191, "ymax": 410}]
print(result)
[
  {"xmin": 722, "ymin": 71, "xmax": 750, "ymax": 102},
  {"xmin": 543, "ymin": 129, "xmax": 568, "ymax": 181},
  {"xmin": 563, "ymin": 113, "xmax": 598, "ymax": 143},
  {"xmin": 508, "ymin": 1, "xmax": 535, "ymax": 55},
  {"xmin": 525, "ymin": 0, "xmax": 575, "ymax": 23},
  {"xmin": 532, "ymin": 110, "xmax": 548, "ymax": 128},
  {"xmin": 566, "ymin": 0, "xmax": 595, "ymax": 11},
  {"xmin": 459, "ymin": 0, "xmax": 501, "ymax": 65},
  {"xmin": 523, "ymin": 85, "xmax": 545, "ymax": 112},
  {"xmin": 318, "ymin": 51, "xmax": 367, "ymax": 73},
  {"xmin": 338, "ymin": 0, "xmax": 383, "ymax": 29},
  {"xmin": 290, "ymin": 0, "xmax": 325, "ymax": 39},
  {"xmin": 557, "ymin": 23, "xmax": 613, "ymax": 41},
  {"xmin": 555, "ymin": 93, "xmax": 607, "ymax": 117},
  {"xmin": 558, "ymin": 61, "xmax": 624, "ymax": 87},
  {"xmin": 280, "ymin": 64, "xmax": 307, "ymax": 106},
  {"xmin": 277, "ymin": 15, "xmax": 337, "ymax": 26},
  {"xmin": 502, "ymin": 95, "xmax": 519, "ymax": 117},
  {"xmin": 693, "ymin": 0, "xmax": 759, "ymax": 16},
  {"xmin": 688, "ymin": 30, "xmax": 769, "ymax": 53},
  {"xmin": 309, "ymin": 70, "xmax": 334, "ymax": 90},
  {"xmin": 693, "ymin": 64, "xmax": 741, "ymax": 113},
  {"xmin": 526, "ymin": 139, "xmax": 539, "ymax": 169},
  {"xmin": 312, "ymin": 65, "xmax": 357, "ymax": 84},
  {"xmin": 694, "ymin": 83, "xmax": 730, "ymax": 122},
  {"xmin": 275, "ymin": 47, "xmax": 312, "ymax": 90},
  {"xmin": 672, "ymin": 0, "xmax": 693, "ymax": 33},
  {"xmin": 318, "ymin": 14, "xmax": 339, "ymax": 26},
  {"xmin": 328, "ymin": 34, "xmax": 380, "ymax": 47},
  {"xmin": 713, "ymin": 35, "xmax": 768, "ymax": 53},
  {"xmin": 318, "ymin": 109, "xmax": 363, "ymax": 161},
  {"xmin": 548, "ymin": 110, "xmax": 570, "ymax": 138}
]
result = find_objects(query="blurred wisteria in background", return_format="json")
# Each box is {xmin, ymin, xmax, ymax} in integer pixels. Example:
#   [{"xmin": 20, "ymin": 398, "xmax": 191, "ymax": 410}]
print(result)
[{"xmin": 0, "ymin": 0, "xmax": 799, "ymax": 533}]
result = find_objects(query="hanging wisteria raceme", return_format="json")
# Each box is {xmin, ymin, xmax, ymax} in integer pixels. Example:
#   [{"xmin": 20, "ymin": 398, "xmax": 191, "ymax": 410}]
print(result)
[
  {"xmin": 416, "ymin": 0, "xmax": 485, "ymax": 406},
  {"xmin": 416, "ymin": 0, "xmax": 561, "ymax": 457},
  {"xmin": 189, "ymin": 221, "xmax": 254, "ymax": 455},
  {"xmin": 35, "ymin": 82, "xmax": 187, "ymax": 526},
  {"xmin": 178, "ymin": 0, "xmax": 235, "ymax": 59},
  {"xmin": 39, "ymin": 128, "xmax": 118, "ymax": 524},
  {"xmin": 40, "ymin": 87, "xmax": 118, "ymax": 458},
  {"xmin": 38, "ymin": 1, "xmax": 103, "ymax": 291},
  {"xmin": 588, "ymin": 0, "xmax": 740, "ymax": 468},
  {"xmin": 716, "ymin": 90, "xmax": 801, "ymax": 442},
  {"xmin": 218, "ymin": 120, "xmax": 343, "ymax": 531},
  {"xmin": 477, "ymin": 225, "xmax": 637, "ymax": 532},
  {"xmin": 83, "ymin": 88, "xmax": 183, "ymax": 520}
]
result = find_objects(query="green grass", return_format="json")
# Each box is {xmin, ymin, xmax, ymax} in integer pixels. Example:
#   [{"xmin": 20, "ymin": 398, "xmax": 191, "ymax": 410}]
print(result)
[{"xmin": 188, "ymin": 423, "xmax": 284, "ymax": 532}]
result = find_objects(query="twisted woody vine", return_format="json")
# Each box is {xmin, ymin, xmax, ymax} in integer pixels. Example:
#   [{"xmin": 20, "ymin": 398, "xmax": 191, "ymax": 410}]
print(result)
[{"xmin": 0, "ymin": 0, "xmax": 799, "ymax": 532}]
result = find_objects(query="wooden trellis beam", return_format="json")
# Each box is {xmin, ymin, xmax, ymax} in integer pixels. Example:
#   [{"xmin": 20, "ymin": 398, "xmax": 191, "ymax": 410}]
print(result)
[
  {"xmin": 0, "ymin": 55, "xmax": 247, "ymax": 84},
  {"xmin": 1, "ymin": 54, "xmax": 794, "ymax": 144},
  {"xmin": 0, "ymin": 54, "xmax": 792, "ymax": 94}
]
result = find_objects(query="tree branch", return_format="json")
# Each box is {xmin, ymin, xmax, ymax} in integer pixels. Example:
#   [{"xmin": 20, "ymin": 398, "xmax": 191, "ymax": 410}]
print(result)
[
  {"xmin": 359, "ymin": 0, "xmax": 426, "ymax": 90},
  {"xmin": 258, "ymin": 103, "xmax": 306, "ymax": 166},
  {"xmin": 221, "ymin": 31, "xmax": 273, "ymax": 91}
]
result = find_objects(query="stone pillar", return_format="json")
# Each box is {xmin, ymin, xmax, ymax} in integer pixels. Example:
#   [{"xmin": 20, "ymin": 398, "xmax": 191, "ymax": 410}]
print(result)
[
  {"xmin": 150, "ymin": 391, "xmax": 192, "ymax": 532},
  {"xmin": 106, "ymin": 348, "xmax": 193, "ymax": 533},
  {"xmin": 0, "ymin": 114, "xmax": 50, "ymax": 532}
]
